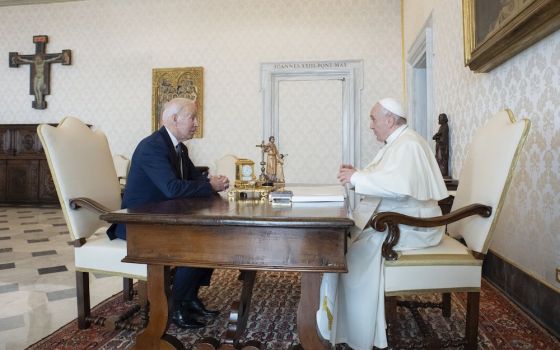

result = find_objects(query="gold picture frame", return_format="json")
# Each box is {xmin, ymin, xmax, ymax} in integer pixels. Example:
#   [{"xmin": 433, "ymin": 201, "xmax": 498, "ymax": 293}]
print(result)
[
  {"xmin": 463, "ymin": 0, "xmax": 560, "ymax": 72},
  {"xmin": 151, "ymin": 67, "xmax": 204, "ymax": 137}
]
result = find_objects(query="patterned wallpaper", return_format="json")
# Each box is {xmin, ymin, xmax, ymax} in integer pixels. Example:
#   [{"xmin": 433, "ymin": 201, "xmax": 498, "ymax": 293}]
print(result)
[
  {"xmin": 0, "ymin": 0, "xmax": 402, "ymax": 180},
  {"xmin": 404, "ymin": 0, "xmax": 559, "ymax": 288}
]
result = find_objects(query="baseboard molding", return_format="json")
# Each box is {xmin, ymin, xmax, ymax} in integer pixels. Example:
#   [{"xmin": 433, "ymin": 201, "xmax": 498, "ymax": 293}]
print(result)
[{"xmin": 482, "ymin": 250, "xmax": 560, "ymax": 338}]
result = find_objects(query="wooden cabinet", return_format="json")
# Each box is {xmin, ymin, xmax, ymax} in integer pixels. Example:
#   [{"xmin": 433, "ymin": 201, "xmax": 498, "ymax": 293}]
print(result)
[{"xmin": 0, "ymin": 124, "xmax": 58, "ymax": 205}]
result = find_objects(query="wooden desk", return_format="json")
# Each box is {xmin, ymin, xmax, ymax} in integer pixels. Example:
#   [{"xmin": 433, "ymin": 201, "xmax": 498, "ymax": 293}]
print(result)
[{"xmin": 101, "ymin": 195, "xmax": 353, "ymax": 349}]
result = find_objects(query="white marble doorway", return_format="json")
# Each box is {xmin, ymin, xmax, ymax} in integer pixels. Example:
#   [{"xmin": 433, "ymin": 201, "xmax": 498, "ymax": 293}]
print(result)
[{"xmin": 261, "ymin": 60, "xmax": 363, "ymax": 184}]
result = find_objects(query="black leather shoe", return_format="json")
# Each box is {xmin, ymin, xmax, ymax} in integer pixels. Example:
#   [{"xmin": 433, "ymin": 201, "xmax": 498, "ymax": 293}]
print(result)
[
  {"xmin": 171, "ymin": 308, "xmax": 205, "ymax": 329},
  {"xmin": 183, "ymin": 299, "xmax": 220, "ymax": 318}
]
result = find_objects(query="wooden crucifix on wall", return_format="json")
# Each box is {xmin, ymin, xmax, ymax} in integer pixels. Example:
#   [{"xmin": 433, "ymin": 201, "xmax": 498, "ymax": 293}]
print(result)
[{"xmin": 9, "ymin": 35, "xmax": 71, "ymax": 110}]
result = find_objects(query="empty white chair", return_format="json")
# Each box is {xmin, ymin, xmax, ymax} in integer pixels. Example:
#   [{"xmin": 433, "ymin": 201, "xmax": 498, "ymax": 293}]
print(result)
[
  {"xmin": 38, "ymin": 117, "xmax": 147, "ymax": 329},
  {"xmin": 113, "ymin": 154, "xmax": 131, "ymax": 188},
  {"xmin": 216, "ymin": 154, "xmax": 239, "ymax": 185}
]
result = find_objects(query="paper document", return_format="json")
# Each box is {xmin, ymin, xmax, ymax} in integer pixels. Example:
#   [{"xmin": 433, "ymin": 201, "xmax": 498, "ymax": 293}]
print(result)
[
  {"xmin": 291, "ymin": 201, "xmax": 345, "ymax": 208},
  {"xmin": 287, "ymin": 185, "xmax": 345, "ymax": 202}
]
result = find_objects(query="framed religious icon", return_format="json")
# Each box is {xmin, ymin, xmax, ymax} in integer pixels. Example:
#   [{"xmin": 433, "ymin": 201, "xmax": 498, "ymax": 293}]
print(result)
[
  {"xmin": 151, "ymin": 67, "xmax": 204, "ymax": 137},
  {"xmin": 463, "ymin": 0, "xmax": 560, "ymax": 72}
]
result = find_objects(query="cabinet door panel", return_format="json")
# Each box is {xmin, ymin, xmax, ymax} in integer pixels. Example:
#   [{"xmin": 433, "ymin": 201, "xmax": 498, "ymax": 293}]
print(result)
[
  {"xmin": 6, "ymin": 160, "xmax": 39, "ymax": 202},
  {"xmin": 39, "ymin": 160, "xmax": 58, "ymax": 203},
  {"xmin": 14, "ymin": 127, "xmax": 41, "ymax": 157},
  {"xmin": 0, "ymin": 161, "xmax": 5, "ymax": 201},
  {"xmin": 0, "ymin": 128, "xmax": 12, "ymax": 157}
]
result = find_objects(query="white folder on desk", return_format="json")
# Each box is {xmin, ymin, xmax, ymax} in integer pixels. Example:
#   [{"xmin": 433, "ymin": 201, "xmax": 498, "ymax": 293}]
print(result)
[{"xmin": 287, "ymin": 185, "xmax": 345, "ymax": 202}]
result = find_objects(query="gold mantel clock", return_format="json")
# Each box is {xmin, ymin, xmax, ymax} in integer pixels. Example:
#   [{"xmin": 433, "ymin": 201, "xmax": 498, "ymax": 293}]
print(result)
[
  {"xmin": 234, "ymin": 158, "xmax": 256, "ymax": 188},
  {"xmin": 228, "ymin": 158, "xmax": 271, "ymax": 200}
]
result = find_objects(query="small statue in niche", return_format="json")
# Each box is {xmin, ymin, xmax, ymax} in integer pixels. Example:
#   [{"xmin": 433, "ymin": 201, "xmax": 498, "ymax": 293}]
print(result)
[{"xmin": 433, "ymin": 113, "xmax": 449, "ymax": 178}]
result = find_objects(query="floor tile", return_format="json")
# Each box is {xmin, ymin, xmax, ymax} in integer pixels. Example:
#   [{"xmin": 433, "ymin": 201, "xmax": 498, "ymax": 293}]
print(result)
[
  {"xmin": 38, "ymin": 266, "xmax": 68, "ymax": 275},
  {"xmin": 0, "ymin": 283, "xmax": 18, "ymax": 294},
  {"xmin": 31, "ymin": 250, "xmax": 57, "ymax": 257},
  {"xmin": 0, "ymin": 263, "xmax": 15, "ymax": 270},
  {"xmin": 46, "ymin": 288, "xmax": 76, "ymax": 302},
  {"xmin": 27, "ymin": 238, "xmax": 49, "ymax": 243},
  {"xmin": 0, "ymin": 314, "xmax": 24, "ymax": 332}
]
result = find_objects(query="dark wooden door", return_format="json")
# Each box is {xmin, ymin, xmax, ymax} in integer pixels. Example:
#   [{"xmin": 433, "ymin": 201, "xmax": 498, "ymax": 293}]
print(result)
[{"xmin": 6, "ymin": 159, "xmax": 39, "ymax": 203}]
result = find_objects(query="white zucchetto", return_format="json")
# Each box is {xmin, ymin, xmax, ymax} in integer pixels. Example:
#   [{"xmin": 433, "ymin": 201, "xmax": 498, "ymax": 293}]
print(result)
[{"xmin": 378, "ymin": 98, "xmax": 405, "ymax": 117}]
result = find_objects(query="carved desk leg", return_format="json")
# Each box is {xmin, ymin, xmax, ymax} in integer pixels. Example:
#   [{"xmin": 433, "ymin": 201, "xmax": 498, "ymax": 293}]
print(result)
[
  {"xmin": 296, "ymin": 273, "xmax": 331, "ymax": 350},
  {"xmin": 195, "ymin": 271, "xmax": 260, "ymax": 350},
  {"xmin": 224, "ymin": 270, "xmax": 257, "ymax": 344},
  {"xmin": 133, "ymin": 264, "xmax": 184, "ymax": 350}
]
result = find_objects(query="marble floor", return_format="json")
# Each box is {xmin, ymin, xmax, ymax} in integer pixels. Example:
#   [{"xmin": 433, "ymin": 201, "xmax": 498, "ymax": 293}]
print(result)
[{"xmin": 0, "ymin": 206, "xmax": 123, "ymax": 350}]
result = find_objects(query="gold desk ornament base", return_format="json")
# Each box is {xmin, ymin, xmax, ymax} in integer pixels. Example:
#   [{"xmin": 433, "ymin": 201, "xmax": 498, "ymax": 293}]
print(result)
[
  {"xmin": 227, "ymin": 182, "xmax": 283, "ymax": 201},
  {"xmin": 228, "ymin": 184, "xmax": 270, "ymax": 200}
]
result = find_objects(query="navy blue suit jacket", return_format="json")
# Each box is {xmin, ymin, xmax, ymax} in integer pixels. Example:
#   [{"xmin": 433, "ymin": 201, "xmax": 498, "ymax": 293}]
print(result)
[{"xmin": 108, "ymin": 127, "xmax": 213, "ymax": 240}]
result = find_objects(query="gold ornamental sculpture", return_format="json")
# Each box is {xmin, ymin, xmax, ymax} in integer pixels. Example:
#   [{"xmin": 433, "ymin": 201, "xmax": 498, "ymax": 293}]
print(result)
[{"xmin": 228, "ymin": 137, "xmax": 286, "ymax": 200}]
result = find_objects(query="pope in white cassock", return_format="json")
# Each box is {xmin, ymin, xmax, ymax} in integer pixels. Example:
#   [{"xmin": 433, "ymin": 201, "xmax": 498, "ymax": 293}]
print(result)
[{"xmin": 316, "ymin": 98, "xmax": 448, "ymax": 349}]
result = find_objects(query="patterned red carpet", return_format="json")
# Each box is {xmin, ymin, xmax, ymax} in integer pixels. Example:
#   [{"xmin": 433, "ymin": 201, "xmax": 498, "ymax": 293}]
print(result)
[{"xmin": 27, "ymin": 269, "xmax": 559, "ymax": 350}]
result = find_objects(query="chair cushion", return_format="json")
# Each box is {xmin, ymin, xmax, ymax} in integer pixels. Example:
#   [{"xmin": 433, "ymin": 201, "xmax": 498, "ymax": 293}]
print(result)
[
  {"xmin": 74, "ymin": 233, "xmax": 147, "ymax": 280},
  {"xmin": 384, "ymin": 236, "xmax": 482, "ymax": 294},
  {"xmin": 393, "ymin": 234, "xmax": 473, "ymax": 259}
]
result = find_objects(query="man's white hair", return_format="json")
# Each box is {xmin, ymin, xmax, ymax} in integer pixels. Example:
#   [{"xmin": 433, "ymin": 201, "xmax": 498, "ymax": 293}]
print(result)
[{"xmin": 161, "ymin": 98, "xmax": 196, "ymax": 124}]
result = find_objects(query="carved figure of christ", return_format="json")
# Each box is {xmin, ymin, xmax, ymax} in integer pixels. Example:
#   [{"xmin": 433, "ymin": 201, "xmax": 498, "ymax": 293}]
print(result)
[{"xmin": 9, "ymin": 35, "xmax": 71, "ymax": 109}]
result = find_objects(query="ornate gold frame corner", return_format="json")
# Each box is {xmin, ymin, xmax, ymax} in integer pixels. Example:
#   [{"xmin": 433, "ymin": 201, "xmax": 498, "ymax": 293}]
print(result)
[
  {"xmin": 463, "ymin": 0, "xmax": 560, "ymax": 73},
  {"xmin": 151, "ymin": 67, "xmax": 204, "ymax": 137},
  {"xmin": 462, "ymin": 0, "xmax": 475, "ymax": 66}
]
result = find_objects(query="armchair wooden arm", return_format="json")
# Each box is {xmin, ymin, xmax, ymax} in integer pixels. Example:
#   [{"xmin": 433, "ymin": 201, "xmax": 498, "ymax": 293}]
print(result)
[
  {"xmin": 69, "ymin": 197, "xmax": 113, "ymax": 214},
  {"xmin": 66, "ymin": 197, "xmax": 114, "ymax": 247},
  {"xmin": 370, "ymin": 204, "xmax": 492, "ymax": 261}
]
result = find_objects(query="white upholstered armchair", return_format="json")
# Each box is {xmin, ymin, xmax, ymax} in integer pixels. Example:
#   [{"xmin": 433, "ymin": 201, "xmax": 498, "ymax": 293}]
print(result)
[
  {"xmin": 113, "ymin": 154, "xmax": 131, "ymax": 189},
  {"xmin": 371, "ymin": 110, "xmax": 530, "ymax": 349},
  {"xmin": 38, "ymin": 117, "xmax": 147, "ymax": 330},
  {"xmin": 216, "ymin": 154, "xmax": 239, "ymax": 185}
]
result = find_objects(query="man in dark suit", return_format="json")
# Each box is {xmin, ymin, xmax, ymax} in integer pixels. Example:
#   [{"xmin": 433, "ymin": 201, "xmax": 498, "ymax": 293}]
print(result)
[{"xmin": 108, "ymin": 98, "xmax": 229, "ymax": 329}]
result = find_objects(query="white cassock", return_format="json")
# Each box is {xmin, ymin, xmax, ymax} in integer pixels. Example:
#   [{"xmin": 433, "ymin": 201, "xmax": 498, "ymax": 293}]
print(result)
[{"xmin": 317, "ymin": 125, "xmax": 448, "ymax": 350}]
